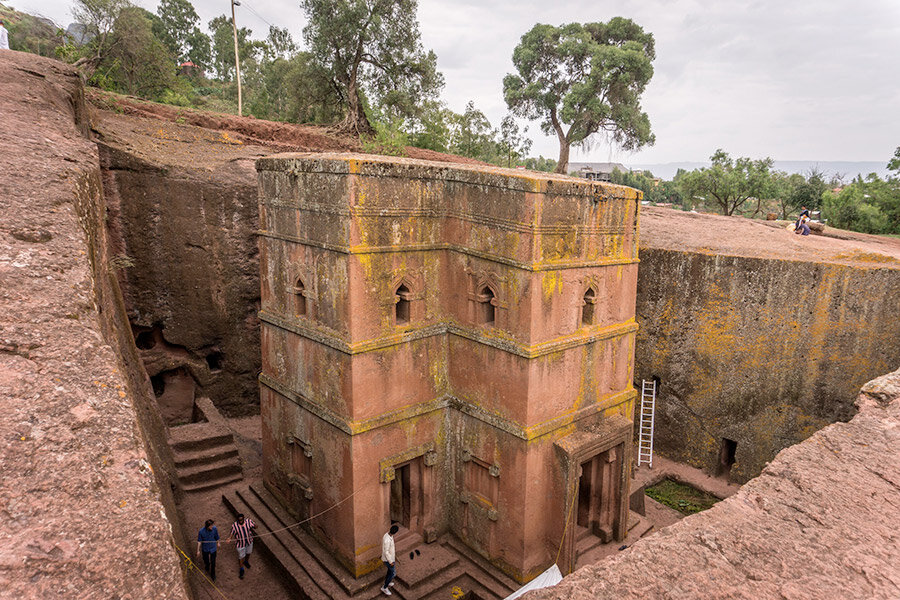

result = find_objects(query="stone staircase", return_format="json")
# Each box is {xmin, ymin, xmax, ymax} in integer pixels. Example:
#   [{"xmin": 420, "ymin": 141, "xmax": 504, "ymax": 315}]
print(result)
[
  {"xmin": 222, "ymin": 483, "xmax": 518, "ymax": 600},
  {"xmin": 168, "ymin": 397, "xmax": 242, "ymax": 493},
  {"xmin": 574, "ymin": 511, "xmax": 654, "ymax": 569}
]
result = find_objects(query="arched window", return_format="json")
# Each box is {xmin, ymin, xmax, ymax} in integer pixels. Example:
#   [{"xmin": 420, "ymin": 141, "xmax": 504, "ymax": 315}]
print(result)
[
  {"xmin": 293, "ymin": 277, "xmax": 307, "ymax": 317},
  {"xmin": 477, "ymin": 286, "xmax": 495, "ymax": 325},
  {"xmin": 581, "ymin": 287, "xmax": 596, "ymax": 326},
  {"xmin": 395, "ymin": 284, "xmax": 411, "ymax": 325}
]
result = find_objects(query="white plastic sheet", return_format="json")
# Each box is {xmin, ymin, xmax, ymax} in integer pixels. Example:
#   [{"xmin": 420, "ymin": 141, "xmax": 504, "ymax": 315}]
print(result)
[{"xmin": 503, "ymin": 564, "xmax": 563, "ymax": 600}]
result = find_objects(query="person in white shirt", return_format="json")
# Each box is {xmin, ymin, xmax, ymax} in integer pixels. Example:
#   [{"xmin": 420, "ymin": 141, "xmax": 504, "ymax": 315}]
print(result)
[
  {"xmin": 0, "ymin": 19, "xmax": 10, "ymax": 51},
  {"xmin": 380, "ymin": 524, "xmax": 398, "ymax": 595}
]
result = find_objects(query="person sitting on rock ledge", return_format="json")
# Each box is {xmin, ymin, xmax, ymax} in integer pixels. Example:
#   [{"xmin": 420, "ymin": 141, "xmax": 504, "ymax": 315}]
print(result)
[{"xmin": 793, "ymin": 206, "xmax": 811, "ymax": 236}]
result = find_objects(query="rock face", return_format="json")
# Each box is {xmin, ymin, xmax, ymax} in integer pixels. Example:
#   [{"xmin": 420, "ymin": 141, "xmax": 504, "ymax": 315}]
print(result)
[
  {"xmin": 0, "ymin": 52, "xmax": 189, "ymax": 598},
  {"xmin": 95, "ymin": 114, "xmax": 265, "ymax": 418},
  {"xmin": 525, "ymin": 366, "xmax": 900, "ymax": 600},
  {"xmin": 635, "ymin": 207, "xmax": 900, "ymax": 481}
]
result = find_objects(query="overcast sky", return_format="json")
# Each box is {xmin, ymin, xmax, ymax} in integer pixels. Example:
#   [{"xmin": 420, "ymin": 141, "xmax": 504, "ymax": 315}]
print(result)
[{"xmin": 17, "ymin": 0, "xmax": 900, "ymax": 165}]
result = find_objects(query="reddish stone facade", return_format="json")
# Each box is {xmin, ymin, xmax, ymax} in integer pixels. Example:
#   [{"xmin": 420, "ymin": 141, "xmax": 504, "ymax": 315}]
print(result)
[{"xmin": 257, "ymin": 153, "xmax": 641, "ymax": 582}]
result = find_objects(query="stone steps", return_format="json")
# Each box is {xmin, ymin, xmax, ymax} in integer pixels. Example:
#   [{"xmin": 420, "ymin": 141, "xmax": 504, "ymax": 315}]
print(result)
[
  {"xmin": 246, "ymin": 483, "xmax": 386, "ymax": 595},
  {"xmin": 178, "ymin": 455, "xmax": 242, "ymax": 486},
  {"xmin": 224, "ymin": 487, "xmax": 338, "ymax": 599},
  {"xmin": 441, "ymin": 536, "xmax": 518, "ymax": 598},
  {"xmin": 182, "ymin": 470, "xmax": 244, "ymax": 493},
  {"xmin": 223, "ymin": 483, "xmax": 513, "ymax": 599},
  {"xmin": 169, "ymin": 423, "xmax": 234, "ymax": 452},
  {"xmin": 169, "ymin": 417, "xmax": 243, "ymax": 493},
  {"xmin": 174, "ymin": 444, "xmax": 239, "ymax": 470}
]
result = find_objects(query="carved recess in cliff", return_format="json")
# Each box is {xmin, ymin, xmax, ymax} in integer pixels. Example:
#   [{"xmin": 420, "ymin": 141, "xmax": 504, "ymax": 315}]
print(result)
[{"xmin": 99, "ymin": 143, "xmax": 262, "ymax": 416}]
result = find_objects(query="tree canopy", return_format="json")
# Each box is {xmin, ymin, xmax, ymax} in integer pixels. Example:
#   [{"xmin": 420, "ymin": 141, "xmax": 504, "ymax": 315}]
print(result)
[
  {"xmin": 677, "ymin": 150, "xmax": 774, "ymax": 216},
  {"xmin": 300, "ymin": 0, "xmax": 443, "ymax": 135},
  {"xmin": 155, "ymin": 0, "xmax": 210, "ymax": 69},
  {"xmin": 503, "ymin": 18, "xmax": 656, "ymax": 174}
]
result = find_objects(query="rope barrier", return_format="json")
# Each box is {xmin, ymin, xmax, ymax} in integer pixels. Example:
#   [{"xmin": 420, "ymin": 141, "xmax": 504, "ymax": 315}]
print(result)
[
  {"xmin": 175, "ymin": 543, "xmax": 233, "ymax": 600},
  {"xmin": 232, "ymin": 484, "xmax": 365, "ymax": 542},
  {"xmin": 554, "ymin": 485, "xmax": 578, "ymax": 570}
]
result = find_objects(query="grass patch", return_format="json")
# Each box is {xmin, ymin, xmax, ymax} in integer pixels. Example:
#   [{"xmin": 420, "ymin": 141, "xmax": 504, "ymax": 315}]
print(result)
[{"xmin": 645, "ymin": 479, "xmax": 720, "ymax": 515}]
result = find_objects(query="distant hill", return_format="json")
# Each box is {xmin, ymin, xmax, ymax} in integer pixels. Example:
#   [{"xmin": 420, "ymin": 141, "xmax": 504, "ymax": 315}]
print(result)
[{"xmin": 571, "ymin": 161, "xmax": 891, "ymax": 182}]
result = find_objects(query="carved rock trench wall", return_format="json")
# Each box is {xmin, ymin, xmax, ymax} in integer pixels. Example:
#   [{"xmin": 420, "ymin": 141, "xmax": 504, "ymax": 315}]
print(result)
[
  {"xmin": 0, "ymin": 52, "xmax": 190, "ymax": 598},
  {"xmin": 98, "ymin": 141, "xmax": 262, "ymax": 418},
  {"xmin": 635, "ymin": 248, "xmax": 900, "ymax": 481}
]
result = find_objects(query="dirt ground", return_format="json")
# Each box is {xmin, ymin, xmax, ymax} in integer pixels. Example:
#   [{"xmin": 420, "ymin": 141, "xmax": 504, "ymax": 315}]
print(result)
[
  {"xmin": 179, "ymin": 416, "xmax": 294, "ymax": 600},
  {"xmin": 87, "ymin": 88, "xmax": 489, "ymax": 167},
  {"xmin": 641, "ymin": 205, "xmax": 900, "ymax": 268}
]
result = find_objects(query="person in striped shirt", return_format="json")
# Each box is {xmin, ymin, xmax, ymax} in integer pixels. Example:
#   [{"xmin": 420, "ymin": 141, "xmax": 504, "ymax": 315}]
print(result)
[{"xmin": 227, "ymin": 514, "xmax": 256, "ymax": 579}]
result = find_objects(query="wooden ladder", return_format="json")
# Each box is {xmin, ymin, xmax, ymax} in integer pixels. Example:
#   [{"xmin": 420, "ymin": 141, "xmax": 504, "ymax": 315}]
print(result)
[{"xmin": 637, "ymin": 380, "xmax": 657, "ymax": 468}]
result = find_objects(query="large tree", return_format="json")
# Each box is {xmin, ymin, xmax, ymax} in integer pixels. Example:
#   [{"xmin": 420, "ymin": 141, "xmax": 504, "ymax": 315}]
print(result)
[
  {"xmin": 102, "ymin": 7, "xmax": 178, "ymax": 99},
  {"xmin": 497, "ymin": 115, "xmax": 532, "ymax": 168},
  {"xmin": 70, "ymin": 0, "xmax": 130, "ymax": 71},
  {"xmin": 155, "ymin": 0, "xmax": 210, "ymax": 69},
  {"xmin": 504, "ymin": 18, "xmax": 656, "ymax": 174},
  {"xmin": 208, "ymin": 15, "xmax": 262, "ymax": 81},
  {"xmin": 677, "ymin": 150, "xmax": 775, "ymax": 216},
  {"xmin": 300, "ymin": 0, "xmax": 443, "ymax": 135}
]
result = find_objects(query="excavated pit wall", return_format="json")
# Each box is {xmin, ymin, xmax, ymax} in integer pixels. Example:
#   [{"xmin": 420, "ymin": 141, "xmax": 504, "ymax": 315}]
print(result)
[
  {"xmin": 636, "ymin": 248, "xmax": 900, "ymax": 481},
  {"xmin": 0, "ymin": 52, "xmax": 190, "ymax": 598},
  {"xmin": 97, "ymin": 141, "xmax": 262, "ymax": 418}
]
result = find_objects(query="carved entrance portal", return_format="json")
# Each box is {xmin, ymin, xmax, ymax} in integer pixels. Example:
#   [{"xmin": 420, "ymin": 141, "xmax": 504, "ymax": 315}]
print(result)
[
  {"xmin": 381, "ymin": 446, "xmax": 436, "ymax": 539},
  {"xmin": 576, "ymin": 443, "xmax": 624, "ymax": 542},
  {"xmin": 555, "ymin": 415, "xmax": 633, "ymax": 575}
]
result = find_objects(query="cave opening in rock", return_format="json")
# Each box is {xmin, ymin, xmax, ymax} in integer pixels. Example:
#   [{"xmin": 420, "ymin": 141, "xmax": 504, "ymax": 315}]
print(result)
[
  {"xmin": 718, "ymin": 438, "xmax": 737, "ymax": 477},
  {"xmin": 206, "ymin": 351, "xmax": 223, "ymax": 372},
  {"xmin": 150, "ymin": 374, "xmax": 165, "ymax": 397},
  {"xmin": 135, "ymin": 330, "xmax": 156, "ymax": 350},
  {"xmin": 153, "ymin": 368, "xmax": 197, "ymax": 426}
]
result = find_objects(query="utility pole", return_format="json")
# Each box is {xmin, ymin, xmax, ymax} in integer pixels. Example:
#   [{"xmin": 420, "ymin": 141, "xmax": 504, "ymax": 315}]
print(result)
[{"xmin": 230, "ymin": 0, "xmax": 242, "ymax": 116}]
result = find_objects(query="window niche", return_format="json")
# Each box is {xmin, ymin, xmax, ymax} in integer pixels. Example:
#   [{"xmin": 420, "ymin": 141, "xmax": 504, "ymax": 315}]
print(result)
[
  {"xmin": 477, "ymin": 286, "xmax": 496, "ymax": 326},
  {"xmin": 462, "ymin": 450, "xmax": 499, "ymax": 509},
  {"xmin": 287, "ymin": 435, "xmax": 314, "ymax": 501},
  {"xmin": 395, "ymin": 284, "xmax": 411, "ymax": 325},
  {"xmin": 292, "ymin": 277, "xmax": 309, "ymax": 318},
  {"xmin": 581, "ymin": 287, "xmax": 597, "ymax": 327}
]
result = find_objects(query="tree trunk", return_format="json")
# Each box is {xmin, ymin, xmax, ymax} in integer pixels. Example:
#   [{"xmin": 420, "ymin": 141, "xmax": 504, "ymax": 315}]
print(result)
[
  {"xmin": 555, "ymin": 141, "xmax": 570, "ymax": 174},
  {"xmin": 338, "ymin": 80, "xmax": 375, "ymax": 137}
]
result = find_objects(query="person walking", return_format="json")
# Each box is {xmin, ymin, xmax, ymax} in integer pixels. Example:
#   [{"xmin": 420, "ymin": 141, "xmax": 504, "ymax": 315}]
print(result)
[
  {"xmin": 0, "ymin": 19, "xmax": 10, "ymax": 51},
  {"xmin": 380, "ymin": 524, "xmax": 398, "ymax": 596},
  {"xmin": 227, "ymin": 513, "xmax": 256, "ymax": 579},
  {"xmin": 196, "ymin": 519, "xmax": 219, "ymax": 581}
]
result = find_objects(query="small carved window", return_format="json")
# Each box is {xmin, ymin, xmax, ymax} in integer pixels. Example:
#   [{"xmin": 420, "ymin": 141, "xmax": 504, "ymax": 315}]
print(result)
[
  {"xmin": 581, "ymin": 287, "xmax": 596, "ymax": 326},
  {"xmin": 289, "ymin": 437, "xmax": 312, "ymax": 482},
  {"xmin": 395, "ymin": 284, "xmax": 411, "ymax": 325},
  {"xmin": 466, "ymin": 457, "xmax": 498, "ymax": 507},
  {"xmin": 477, "ymin": 286, "xmax": 495, "ymax": 325},
  {"xmin": 292, "ymin": 277, "xmax": 307, "ymax": 317}
]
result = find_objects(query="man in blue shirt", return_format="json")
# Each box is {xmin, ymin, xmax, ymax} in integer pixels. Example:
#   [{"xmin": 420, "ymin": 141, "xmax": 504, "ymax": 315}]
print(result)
[{"xmin": 196, "ymin": 519, "xmax": 219, "ymax": 581}]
